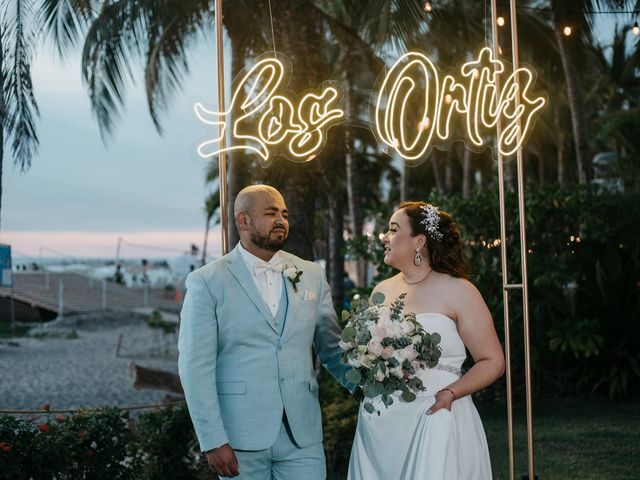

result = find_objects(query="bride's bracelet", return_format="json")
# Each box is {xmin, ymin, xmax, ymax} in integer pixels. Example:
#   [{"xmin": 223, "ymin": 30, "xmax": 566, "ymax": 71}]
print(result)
[{"xmin": 438, "ymin": 387, "xmax": 456, "ymax": 400}]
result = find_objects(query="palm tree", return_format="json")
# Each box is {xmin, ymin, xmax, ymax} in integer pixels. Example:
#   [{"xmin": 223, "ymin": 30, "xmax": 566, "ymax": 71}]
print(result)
[{"xmin": 548, "ymin": 0, "xmax": 640, "ymax": 184}]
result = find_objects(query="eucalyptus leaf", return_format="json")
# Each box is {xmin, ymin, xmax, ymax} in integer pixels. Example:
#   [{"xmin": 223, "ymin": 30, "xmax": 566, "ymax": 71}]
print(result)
[
  {"xmin": 363, "ymin": 402, "xmax": 375, "ymax": 414},
  {"xmin": 371, "ymin": 291, "xmax": 386, "ymax": 305},
  {"xmin": 346, "ymin": 369, "xmax": 362, "ymax": 385},
  {"xmin": 366, "ymin": 382, "xmax": 384, "ymax": 398},
  {"xmin": 402, "ymin": 391, "xmax": 417, "ymax": 402},
  {"xmin": 341, "ymin": 326, "xmax": 357, "ymax": 342}
]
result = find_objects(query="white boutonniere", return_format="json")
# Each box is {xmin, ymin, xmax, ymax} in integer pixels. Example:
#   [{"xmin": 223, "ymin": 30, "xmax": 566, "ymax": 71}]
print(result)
[{"xmin": 283, "ymin": 265, "xmax": 303, "ymax": 292}]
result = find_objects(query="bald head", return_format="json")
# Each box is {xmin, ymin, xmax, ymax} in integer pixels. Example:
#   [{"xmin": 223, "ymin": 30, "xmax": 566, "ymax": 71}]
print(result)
[
  {"xmin": 234, "ymin": 185, "xmax": 284, "ymax": 218},
  {"xmin": 234, "ymin": 185, "xmax": 289, "ymax": 257}
]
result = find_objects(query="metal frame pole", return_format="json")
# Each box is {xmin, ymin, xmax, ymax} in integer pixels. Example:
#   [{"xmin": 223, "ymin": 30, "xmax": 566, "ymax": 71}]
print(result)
[
  {"xmin": 489, "ymin": 2, "xmax": 516, "ymax": 478},
  {"xmin": 215, "ymin": 0, "xmax": 229, "ymax": 255},
  {"xmin": 509, "ymin": 1, "xmax": 536, "ymax": 477}
]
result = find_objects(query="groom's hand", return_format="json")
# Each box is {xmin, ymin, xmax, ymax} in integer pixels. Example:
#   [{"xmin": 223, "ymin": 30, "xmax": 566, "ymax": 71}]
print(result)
[{"xmin": 205, "ymin": 444, "xmax": 239, "ymax": 477}]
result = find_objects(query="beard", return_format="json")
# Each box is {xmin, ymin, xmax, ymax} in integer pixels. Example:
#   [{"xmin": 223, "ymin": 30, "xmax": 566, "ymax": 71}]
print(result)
[{"xmin": 248, "ymin": 219, "xmax": 288, "ymax": 252}]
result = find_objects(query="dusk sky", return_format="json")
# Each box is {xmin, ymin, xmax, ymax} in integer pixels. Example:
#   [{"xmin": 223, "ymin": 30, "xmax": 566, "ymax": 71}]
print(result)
[
  {"xmin": 0, "ymin": 15, "xmax": 630, "ymax": 261},
  {"xmin": 2, "ymin": 31, "xmax": 226, "ymax": 260}
]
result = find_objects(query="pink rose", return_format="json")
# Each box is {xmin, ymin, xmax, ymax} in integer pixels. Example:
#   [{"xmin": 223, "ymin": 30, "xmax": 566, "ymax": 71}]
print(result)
[
  {"xmin": 400, "ymin": 345, "xmax": 418, "ymax": 362},
  {"xmin": 380, "ymin": 347, "xmax": 394, "ymax": 359},
  {"xmin": 367, "ymin": 339, "xmax": 384, "ymax": 356}
]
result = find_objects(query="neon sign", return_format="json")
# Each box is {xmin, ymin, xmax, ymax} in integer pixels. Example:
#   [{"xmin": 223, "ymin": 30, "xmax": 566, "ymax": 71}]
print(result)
[
  {"xmin": 195, "ymin": 47, "xmax": 547, "ymax": 165},
  {"xmin": 195, "ymin": 54, "xmax": 345, "ymax": 165},
  {"xmin": 373, "ymin": 47, "xmax": 547, "ymax": 163}
]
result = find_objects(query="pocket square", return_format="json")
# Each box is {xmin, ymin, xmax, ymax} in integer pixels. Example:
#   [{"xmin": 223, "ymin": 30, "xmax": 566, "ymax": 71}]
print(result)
[{"xmin": 304, "ymin": 290, "xmax": 316, "ymax": 301}]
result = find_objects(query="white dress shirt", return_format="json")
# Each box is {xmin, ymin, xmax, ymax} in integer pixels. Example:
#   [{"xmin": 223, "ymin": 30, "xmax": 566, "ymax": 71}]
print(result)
[{"xmin": 238, "ymin": 242, "xmax": 284, "ymax": 317}]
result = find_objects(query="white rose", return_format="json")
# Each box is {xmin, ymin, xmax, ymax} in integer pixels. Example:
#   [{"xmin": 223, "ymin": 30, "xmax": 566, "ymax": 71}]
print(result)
[
  {"xmin": 348, "ymin": 356, "xmax": 361, "ymax": 368},
  {"xmin": 283, "ymin": 267, "xmax": 297, "ymax": 279},
  {"xmin": 338, "ymin": 340, "xmax": 353, "ymax": 350},
  {"xmin": 375, "ymin": 369, "xmax": 386, "ymax": 382},
  {"xmin": 411, "ymin": 334, "xmax": 423, "ymax": 344},
  {"xmin": 389, "ymin": 366, "xmax": 403, "ymax": 379},
  {"xmin": 400, "ymin": 321, "xmax": 415, "ymax": 335}
]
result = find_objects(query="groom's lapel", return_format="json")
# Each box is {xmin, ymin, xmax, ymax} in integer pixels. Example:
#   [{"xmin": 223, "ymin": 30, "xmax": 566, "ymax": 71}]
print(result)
[
  {"xmin": 281, "ymin": 252, "xmax": 303, "ymax": 341},
  {"xmin": 225, "ymin": 246, "xmax": 278, "ymax": 333}
]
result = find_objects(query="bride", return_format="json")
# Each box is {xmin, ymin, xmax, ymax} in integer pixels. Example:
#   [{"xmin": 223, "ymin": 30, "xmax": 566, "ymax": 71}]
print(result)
[{"xmin": 347, "ymin": 201, "xmax": 505, "ymax": 480}]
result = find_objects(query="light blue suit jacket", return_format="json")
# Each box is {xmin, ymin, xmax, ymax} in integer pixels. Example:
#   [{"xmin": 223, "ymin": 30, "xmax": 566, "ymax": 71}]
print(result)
[{"xmin": 178, "ymin": 245, "xmax": 352, "ymax": 452}]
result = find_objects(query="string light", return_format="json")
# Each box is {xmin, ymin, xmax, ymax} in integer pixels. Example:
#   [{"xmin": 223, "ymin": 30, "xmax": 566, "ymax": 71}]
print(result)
[
  {"xmin": 423, "ymin": 2, "xmax": 432, "ymax": 13},
  {"xmin": 563, "ymin": 26, "xmax": 573, "ymax": 36},
  {"xmin": 497, "ymin": 16, "xmax": 505, "ymax": 27},
  {"xmin": 633, "ymin": 21, "xmax": 639, "ymax": 36}
]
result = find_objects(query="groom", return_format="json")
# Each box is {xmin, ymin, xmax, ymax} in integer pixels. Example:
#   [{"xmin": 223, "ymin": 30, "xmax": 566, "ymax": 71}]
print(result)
[{"xmin": 178, "ymin": 184, "xmax": 352, "ymax": 479}]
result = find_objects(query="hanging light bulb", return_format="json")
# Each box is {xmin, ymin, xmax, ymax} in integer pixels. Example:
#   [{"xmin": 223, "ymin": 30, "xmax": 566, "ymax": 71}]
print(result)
[
  {"xmin": 497, "ymin": 16, "xmax": 505, "ymax": 27},
  {"xmin": 633, "ymin": 21, "xmax": 639, "ymax": 36},
  {"xmin": 563, "ymin": 25, "xmax": 572, "ymax": 37},
  {"xmin": 423, "ymin": 2, "xmax": 432, "ymax": 12}
]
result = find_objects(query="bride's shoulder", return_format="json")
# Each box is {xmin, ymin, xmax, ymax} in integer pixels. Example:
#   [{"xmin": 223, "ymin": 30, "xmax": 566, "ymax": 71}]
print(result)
[{"xmin": 442, "ymin": 275, "xmax": 483, "ymax": 302}]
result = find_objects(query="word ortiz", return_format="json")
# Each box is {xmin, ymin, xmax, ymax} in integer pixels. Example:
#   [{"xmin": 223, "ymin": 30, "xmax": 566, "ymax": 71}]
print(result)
[{"xmin": 195, "ymin": 47, "xmax": 546, "ymax": 165}]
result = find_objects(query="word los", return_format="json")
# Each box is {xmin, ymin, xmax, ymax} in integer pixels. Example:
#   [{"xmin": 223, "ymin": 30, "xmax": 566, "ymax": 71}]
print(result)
[
  {"xmin": 195, "ymin": 57, "xmax": 344, "ymax": 164},
  {"xmin": 196, "ymin": 47, "xmax": 546, "ymax": 164}
]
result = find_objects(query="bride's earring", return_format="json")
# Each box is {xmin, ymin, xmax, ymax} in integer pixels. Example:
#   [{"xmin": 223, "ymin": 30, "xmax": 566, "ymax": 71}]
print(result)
[{"xmin": 413, "ymin": 248, "xmax": 423, "ymax": 266}]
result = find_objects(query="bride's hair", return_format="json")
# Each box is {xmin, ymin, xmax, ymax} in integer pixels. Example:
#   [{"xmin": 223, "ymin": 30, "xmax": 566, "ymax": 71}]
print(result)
[{"xmin": 398, "ymin": 201, "xmax": 469, "ymax": 279}]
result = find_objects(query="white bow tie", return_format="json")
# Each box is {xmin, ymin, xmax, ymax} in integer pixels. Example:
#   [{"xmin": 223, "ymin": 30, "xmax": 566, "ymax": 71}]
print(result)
[{"xmin": 253, "ymin": 257, "xmax": 284, "ymax": 275}]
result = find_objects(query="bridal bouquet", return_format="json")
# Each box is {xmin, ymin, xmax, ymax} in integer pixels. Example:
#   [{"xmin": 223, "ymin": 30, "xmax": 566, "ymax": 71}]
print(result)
[{"xmin": 339, "ymin": 292, "xmax": 442, "ymax": 414}]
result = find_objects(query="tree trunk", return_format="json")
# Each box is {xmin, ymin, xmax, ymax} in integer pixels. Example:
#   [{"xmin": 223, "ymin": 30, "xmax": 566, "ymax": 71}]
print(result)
[
  {"xmin": 342, "ymin": 62, "xmax": 366, "ymax": 287},
  {"xmin": 555, "ymin": 29, "xmax": 592, "ymax": 184},
  {"xmin": 462, "ymin": 148, "xmax": 472, "ymax": 198},
  {"xmin": 432, "ymin": 151, "xmax": 444, "ymax": 193},
  {"xmin": 327, "ymin": 192, "xmax": 345, "ymax": 310},
  {"xmin": 445, "ymin": 150, "xmax": 453, "ymax": 192}
]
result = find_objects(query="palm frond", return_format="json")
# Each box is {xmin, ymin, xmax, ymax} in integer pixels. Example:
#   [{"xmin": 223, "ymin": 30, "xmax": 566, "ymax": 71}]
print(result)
[
  {"xmin": 39, "ymin": 0, "xmax": 96, "ymax": 56},
  {"xmin": 144, "ymin": 3, "xmax": 210, "ymax": 132},
  {"xmin": 81, "ymin": 0, "xmax": 148, "ymax": 139},
  {"xmin": 1, "ymin": 0, "xmax": 39, "ymax": 172}
]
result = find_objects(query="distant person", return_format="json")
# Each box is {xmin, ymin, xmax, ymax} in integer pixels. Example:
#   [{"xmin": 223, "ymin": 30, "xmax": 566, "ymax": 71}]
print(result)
[
  {"xmin": 114, "ymin": 263, "xmax": 125, "ymax": 285},
  {"xmin": 178, "ymin": 184, "xmax": 352, "ymax": 479}
]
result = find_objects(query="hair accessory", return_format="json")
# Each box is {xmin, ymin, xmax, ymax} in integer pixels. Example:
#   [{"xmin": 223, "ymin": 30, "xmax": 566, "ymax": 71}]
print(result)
[{"xmin": 420, "ymin": 204, "xmax": 443, "ymax": 241}]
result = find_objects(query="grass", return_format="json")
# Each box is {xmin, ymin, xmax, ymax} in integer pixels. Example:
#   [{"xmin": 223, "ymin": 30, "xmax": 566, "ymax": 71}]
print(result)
[
  {"xmin": 328, "ymin": 398, "xmax": 639, "ymax": 479},
  {"xmin": 481, "ymin": 399, "xmax": 640, "ymax": 480}
]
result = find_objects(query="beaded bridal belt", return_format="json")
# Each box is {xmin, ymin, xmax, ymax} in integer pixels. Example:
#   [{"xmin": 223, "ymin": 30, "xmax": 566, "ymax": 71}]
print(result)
[{"xmin": 429, "ymin": 364, "xmax": 462, "ymax": 377}]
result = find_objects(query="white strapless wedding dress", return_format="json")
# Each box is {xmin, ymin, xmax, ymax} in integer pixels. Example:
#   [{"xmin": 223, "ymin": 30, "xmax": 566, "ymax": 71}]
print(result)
[{"xmin": 347, "ymin": 313, "xmax": 492, "ymax": 480}]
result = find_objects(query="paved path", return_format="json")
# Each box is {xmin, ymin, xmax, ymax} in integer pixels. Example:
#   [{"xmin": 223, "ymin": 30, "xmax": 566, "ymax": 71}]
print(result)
[{"xmin": 0, "ymin": 313, "xmax": 180, "ymax": 413}]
